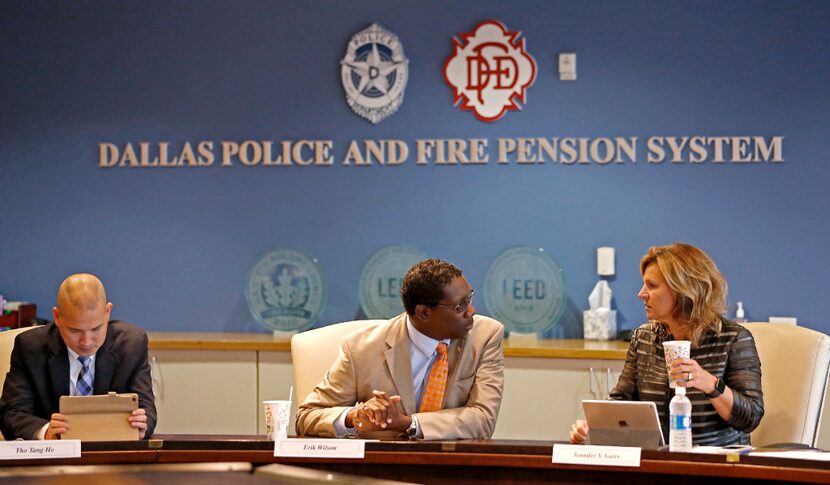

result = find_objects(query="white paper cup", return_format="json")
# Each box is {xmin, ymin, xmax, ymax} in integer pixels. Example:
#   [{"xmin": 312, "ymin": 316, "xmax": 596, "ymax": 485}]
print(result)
[
  {"xmin": 263, "ymin": 400, "xmax": 291, "ymax": 440},
  {"xmin": 662, "ymin": 340, "xmax": 691, "ymax": 388}
]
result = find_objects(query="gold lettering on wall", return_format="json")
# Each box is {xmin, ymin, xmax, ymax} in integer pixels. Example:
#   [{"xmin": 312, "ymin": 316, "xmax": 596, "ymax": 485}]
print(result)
[{"xmin": 97, "ymin": 136, "xmax": 785, "ymax": 168}]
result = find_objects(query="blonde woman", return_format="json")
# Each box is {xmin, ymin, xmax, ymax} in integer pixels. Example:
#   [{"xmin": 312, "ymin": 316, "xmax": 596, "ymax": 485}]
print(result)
[{"xmin": 570, "ymin": 243, "xmax": 763, "ymax": 446}]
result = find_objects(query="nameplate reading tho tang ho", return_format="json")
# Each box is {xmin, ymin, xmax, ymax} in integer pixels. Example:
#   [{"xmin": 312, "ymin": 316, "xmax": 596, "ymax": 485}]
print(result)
[
  {"xmin": 274, "ymin": 439, "xmax": 365, "ymax": 459},
  {"xmin": 552, "ymin": 444, "xmax": 641, "ymax": 467},
  {"xmin": 0, "ymin": 440, "xmax": 81, "ymax": 460}
]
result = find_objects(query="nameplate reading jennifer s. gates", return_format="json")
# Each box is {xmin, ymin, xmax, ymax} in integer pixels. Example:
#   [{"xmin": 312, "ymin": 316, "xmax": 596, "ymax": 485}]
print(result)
[
  {"xmin": 552, "ymin": 444, "xmax": 641, "ymax": 467},
  {"xmin": 274, "ymin": 439, "xmax": 366, "ymax": 459},
  {"xmin": 0, "ymin": 440, "xmax": 81, "ymax": 460}
]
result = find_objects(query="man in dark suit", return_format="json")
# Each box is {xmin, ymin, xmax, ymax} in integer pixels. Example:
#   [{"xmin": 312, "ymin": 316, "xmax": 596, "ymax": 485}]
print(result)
[{"xmin": 0, "ymin": 273, "xmax": 156, "ymax": 440}]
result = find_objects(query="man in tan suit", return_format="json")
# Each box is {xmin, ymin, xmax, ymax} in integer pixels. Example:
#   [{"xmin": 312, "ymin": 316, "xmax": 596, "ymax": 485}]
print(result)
[{"xmin": 296, "ymin": 259, "xmax": 504, "ymax": 440}]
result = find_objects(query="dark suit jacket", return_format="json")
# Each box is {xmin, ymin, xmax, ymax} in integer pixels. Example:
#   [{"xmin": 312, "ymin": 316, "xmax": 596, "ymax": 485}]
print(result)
[{"xmin": 0, "ymin": 320, "xmax": 157, "ymax": 440}]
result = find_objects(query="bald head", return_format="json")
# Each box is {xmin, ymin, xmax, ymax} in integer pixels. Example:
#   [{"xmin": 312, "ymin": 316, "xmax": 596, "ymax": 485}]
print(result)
[
  {"xmin": 56, "ymin": 273, "xmax": 108, "ymax": 314},
  {"xmin": 52, "ymin": 273, "xmax": 112, "ymax": 356}
]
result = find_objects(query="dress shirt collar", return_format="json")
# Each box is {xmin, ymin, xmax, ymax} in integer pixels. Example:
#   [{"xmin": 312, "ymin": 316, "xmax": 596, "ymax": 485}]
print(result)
[
  {"xmin": 67, "ymin": 347, "xmax": 96, "ymax": 366},
  {"xmin": 406, "ymin": 315, "xmax": 450, "ymax": 357}
]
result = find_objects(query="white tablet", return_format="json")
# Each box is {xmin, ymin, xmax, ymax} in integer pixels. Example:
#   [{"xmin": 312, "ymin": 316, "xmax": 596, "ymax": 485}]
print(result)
[{"xmin": 582, "ymin": 400, "xmax": 665, "ymax": 450}]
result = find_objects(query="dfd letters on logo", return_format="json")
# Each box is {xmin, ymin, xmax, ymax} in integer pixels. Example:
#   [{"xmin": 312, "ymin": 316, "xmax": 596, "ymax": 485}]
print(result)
[{"xmin": 444, "ymin": 20, "xmax": 537, "ymax": 122}]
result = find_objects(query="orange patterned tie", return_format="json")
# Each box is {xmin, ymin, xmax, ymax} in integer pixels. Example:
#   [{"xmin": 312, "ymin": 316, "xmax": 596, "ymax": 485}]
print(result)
[{"xmin": 419, "ymin": 342, "xmax": 448, "ymax": 412}]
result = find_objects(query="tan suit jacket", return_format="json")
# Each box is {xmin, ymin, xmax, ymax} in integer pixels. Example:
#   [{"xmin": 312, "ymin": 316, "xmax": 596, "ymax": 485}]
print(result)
[{"xmin": 296, "ymin": 313, "xmax": 504, "ymax": 440}]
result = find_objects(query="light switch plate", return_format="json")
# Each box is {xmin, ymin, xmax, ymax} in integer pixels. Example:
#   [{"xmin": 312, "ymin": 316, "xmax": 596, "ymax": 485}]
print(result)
[{"xmin": 559, "ymin": 53, "xmax": 576, "ymax": 81}]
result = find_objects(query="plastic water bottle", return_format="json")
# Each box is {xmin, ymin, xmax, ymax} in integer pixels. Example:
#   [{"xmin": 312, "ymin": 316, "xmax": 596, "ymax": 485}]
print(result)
[{"xmin": 669, "ymin": 386, "xmax": 692, "ymax": 452}]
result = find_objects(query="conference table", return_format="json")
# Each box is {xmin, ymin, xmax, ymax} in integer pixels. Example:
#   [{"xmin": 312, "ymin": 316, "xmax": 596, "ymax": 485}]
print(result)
[{"xmin": 2, "ymin": 436, "xmax": 830, "ymax": 484}]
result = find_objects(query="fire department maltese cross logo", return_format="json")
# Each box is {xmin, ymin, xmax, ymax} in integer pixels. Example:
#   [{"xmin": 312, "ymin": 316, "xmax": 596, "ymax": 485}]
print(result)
[
  {"xmin": 443, "ymin": 20, "xmax": 537, "ymax": 122},
  {"xmin": 340, "ymin": 23, "xmax": 409, "ymax": 124}
]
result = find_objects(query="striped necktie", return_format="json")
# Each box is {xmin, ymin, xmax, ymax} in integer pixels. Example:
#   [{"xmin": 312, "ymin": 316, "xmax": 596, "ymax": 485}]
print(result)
[
  {"xmin": 419, "ymin": 342, "xmax": 448, "ymax": 412},
  {"xmin": 76, "ymin": 356, "xmax": 93, "ymax": 396}
]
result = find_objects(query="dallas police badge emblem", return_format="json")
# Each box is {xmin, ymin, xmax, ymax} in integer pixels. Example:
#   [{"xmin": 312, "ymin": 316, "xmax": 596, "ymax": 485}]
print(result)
[
  {"xmin": 359, "ymin": 245, "xmax": 426, "ymax": 319},
  {"xmin": 246, "ymin": 249, "xmax": 326, "ymax": 333},
  {"xmin": 443, "ymin": 20, "xmax": 537, "ymax": 122},
  {"xmin": 483, "ymin": 246, "xmax": 566, "ymax": 334},
  {"xmin": 340, "ymin": 23, "xmax": 409, "ymax": 124}
]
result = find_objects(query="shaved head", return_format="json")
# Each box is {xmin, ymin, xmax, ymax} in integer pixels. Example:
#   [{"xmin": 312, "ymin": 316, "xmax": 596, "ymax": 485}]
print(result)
[
  {"xmin": 56, "ymin": 273, "xmax": 107, "ymax": 314},
  {"xmin": 52, "ymin": 273, "xmax": 112, "ymax": 356}
]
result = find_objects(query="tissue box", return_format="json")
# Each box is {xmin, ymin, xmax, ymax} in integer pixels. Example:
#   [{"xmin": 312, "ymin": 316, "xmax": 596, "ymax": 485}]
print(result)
[{"xmin": 583, "ymin": 309, "xmax": 617, "ymax": 340}]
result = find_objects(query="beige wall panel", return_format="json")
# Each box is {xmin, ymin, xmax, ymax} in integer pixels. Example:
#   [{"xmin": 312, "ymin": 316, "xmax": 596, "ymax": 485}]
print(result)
[
  {"xmin": 493, "ymin": 357, "xmax": 625, "ymax": 440},
  {"xmin": 149, "ymin": 349, "xmax": 258, "ymax": 434},
  {"xmin": 495, "ymin": 357, "xmax": 593, "ymax": 440}
]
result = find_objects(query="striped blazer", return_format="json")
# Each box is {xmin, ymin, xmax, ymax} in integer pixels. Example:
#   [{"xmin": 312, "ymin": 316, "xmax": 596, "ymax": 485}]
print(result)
[{"xmin": 610, "ymin": 318, "xmax": 764, "ymax": 445}]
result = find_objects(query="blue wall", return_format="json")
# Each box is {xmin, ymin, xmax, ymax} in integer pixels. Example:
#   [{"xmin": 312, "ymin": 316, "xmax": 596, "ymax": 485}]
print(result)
[{"xmin": 2, "ymin": 1, "xmax": 829, "ymax": 335}]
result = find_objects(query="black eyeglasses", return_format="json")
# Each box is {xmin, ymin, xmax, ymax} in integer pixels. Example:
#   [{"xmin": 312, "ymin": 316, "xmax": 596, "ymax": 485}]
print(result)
[{"xmin": 432, "ymin": 290, "xmax": 475, "ymax": 314}]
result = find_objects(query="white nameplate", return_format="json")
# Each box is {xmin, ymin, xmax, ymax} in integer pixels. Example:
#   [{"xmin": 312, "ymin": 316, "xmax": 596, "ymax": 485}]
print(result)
[
  {"xmin": 274, "ymin": 439, "xmax": 365, "ymax": 458},
  {"xmin": 0, "ymin": 440, "xmax": 81, "ymax": 460},
  {"xmin": 552, "ymin": 444, "xmax": 641, "ymax": 467}
]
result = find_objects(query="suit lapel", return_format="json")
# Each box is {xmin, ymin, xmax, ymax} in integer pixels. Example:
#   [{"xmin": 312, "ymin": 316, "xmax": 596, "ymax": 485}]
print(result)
[
  {"xmin": 47, "ymin": 327, "xmax": 70, "ymax": 410},
  {"xmin": 93, "ymin": 322, "xmax": 116, "ymax": 394},
  {"xmin": 384, "ymin": 315, "xmax": 416, "ymax": 415},
  {"xmin": 445, "ymin": 336, "xmax": 467, "ymax": 406},
  {"xmin": 447, "ymin": 337, "xmax": 465, "ymax": 379}
]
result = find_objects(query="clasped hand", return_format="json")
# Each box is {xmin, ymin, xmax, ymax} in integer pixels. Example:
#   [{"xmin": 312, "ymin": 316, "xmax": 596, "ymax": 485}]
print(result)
[{"xmin": 347, "ymin": 390, "xmax": 412, "ymax": 432}]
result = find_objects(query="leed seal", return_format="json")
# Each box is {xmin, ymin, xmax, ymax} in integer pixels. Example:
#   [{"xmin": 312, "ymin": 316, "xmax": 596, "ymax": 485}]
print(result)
[
  {"xmin": 246, "ymin": 249, "xmax": 325, "ymax": 332},
  {"xmin": 340, "ymin": 23, "xmax": 409, "ymax": 124},
  {"xmin": 359, "ymin": 246, "xmax": 426, "ymax": 319},
  {"xmin": 483, "ymin": 246, "xmax": 566, "ymax": 334}
]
